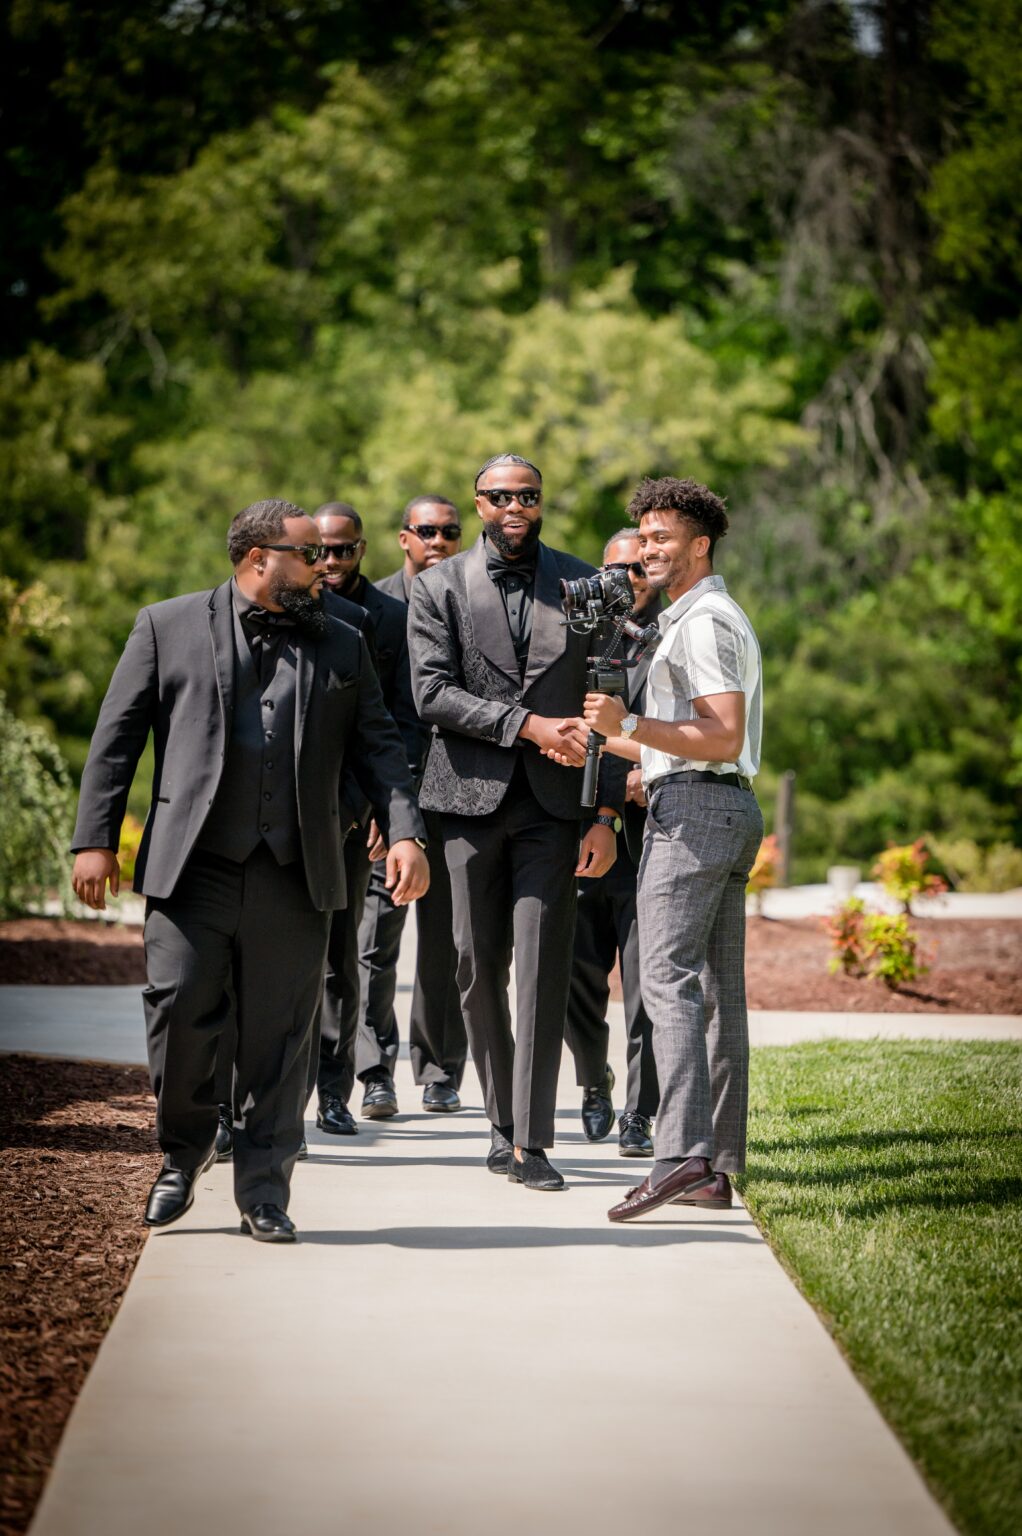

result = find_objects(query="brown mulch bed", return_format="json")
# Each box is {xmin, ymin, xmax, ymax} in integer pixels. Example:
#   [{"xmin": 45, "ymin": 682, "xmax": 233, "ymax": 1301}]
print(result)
[
  {"xmin": 0, "ymin": 919, "xmax": 146, "ymax": 986},
  {"xmin": 3, "ymin": 914, "xmax": 1021, "ymax": 1011},
  {"xmin": 0, "ymin": 1055, "xmax": 159, "ymax": 1536}
]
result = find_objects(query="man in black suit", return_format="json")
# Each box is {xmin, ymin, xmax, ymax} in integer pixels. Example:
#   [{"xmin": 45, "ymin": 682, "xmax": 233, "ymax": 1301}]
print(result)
[
  {"xmin": 310, "ymin": 501, "xmax": 424, "ymax": 1133},
  {"xmin": 565, "ymin": 529, "xmax": 661, "ymax": 1158},
  {"xmin": 407, "ymin": 454, "xmax": 622, "ymax": 1191},
  {"xmin": 365, "ymin": 495, "xmax": 468, "ymax": 1114},
  {"xmin": 71, "ymin": 500, "xmax": 427, "ymax": 1242}
]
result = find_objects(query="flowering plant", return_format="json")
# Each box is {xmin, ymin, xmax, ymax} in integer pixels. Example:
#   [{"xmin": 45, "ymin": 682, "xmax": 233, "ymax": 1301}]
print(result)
[{"xmin": 871, "ymin": 840, "xmax": 948, "ymax": 913}]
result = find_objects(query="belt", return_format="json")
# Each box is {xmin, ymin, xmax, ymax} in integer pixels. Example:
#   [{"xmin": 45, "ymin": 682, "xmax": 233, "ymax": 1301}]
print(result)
[{"xmin": 650, "ymin": 769, "xmax": 754, "ymax": 793}]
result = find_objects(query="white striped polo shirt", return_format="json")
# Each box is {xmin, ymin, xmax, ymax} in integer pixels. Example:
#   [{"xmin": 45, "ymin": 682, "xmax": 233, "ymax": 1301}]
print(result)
[{"xmin": 640, "ymin": 573, "xmax": 762, "ymax": 790}]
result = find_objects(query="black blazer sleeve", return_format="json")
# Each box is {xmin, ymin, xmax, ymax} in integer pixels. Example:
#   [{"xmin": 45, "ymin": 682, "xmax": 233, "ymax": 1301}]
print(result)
[
  {"xmin": 407, "ymin": 578, "xmax": 529, "ymax": 748},
  {"xmin": 71, "ymin": 610, "xmax": 159, "ymax": 852}
]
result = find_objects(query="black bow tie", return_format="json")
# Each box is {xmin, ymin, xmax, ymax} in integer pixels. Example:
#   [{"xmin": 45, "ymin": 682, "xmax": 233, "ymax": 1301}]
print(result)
[
  {"xmin": 244, "ymin": 606, "xmax": 296, "ymax": 636},
  {"xmin": 488, "ymin": 556, "xmax": 536, "ymax": 585}
]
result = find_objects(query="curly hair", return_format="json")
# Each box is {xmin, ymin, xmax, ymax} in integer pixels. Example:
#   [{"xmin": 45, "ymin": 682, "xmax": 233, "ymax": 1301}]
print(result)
[
  {"xmin": 227, "ymin": 499, "xmax": 307, "ymax": 565},
  {"xmin": 626, "ymin": 477, "xmax": 729, "ymax": 560}
]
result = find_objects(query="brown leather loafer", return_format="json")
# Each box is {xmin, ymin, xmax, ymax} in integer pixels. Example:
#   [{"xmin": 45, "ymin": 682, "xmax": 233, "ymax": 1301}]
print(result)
[
  {"xmin": 607, "ymin": 1157, "xmax": 715, "ymax": 1223},
  {"xmin": 672, "ymin": 1171, "xmax": 733, "ymax": 1209}
]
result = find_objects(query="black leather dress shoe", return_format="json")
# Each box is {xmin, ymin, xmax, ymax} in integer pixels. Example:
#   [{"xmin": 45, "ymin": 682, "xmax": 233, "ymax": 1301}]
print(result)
[
  {"xmin": 486, "ymin": 1125, "xmax": 514, "ymax": 1175},
  {"xmin": 361, "ymin": 1070, "xmax": 399, "ymax": 1119},
  {"xmin": 508, "ymin": 1148, "xmax": 565, "ymax": 1191},
  {"xmin": 581, "ymin": 1065, "xmax": 615, "ymax": 1141},
  {"xmin": 618, "ymin": 1110, "xmax": 654, "ymax": 1158},
  {"xmin": 214, "ymin": 1104, "xmax": 233, "ymax": 1162},
  {"xmin": 240, "ymin": 1204, "xmax": 297, "ymax": 1243},
  {"xmin": 316, "ymin": 1093, "xmax": 358, "ymax": 1135},
  {"xmin": 422, "ymin": 1083, "xmax": 461, "ymax": 1113},
  {"xmin": 143, "ymin": 1148, "xmax": 216, "ymax": 1227}
]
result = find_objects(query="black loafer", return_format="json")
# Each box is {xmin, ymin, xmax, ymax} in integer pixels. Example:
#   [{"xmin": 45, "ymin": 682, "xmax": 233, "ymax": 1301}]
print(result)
[
  {"xmin": 240, "ymin": 1203, "xmax": 297, "ymax": 1243},
  {"xmin": 508, "ymin": 1148, "xmax": 565, "ymax": 1191},
  {"xmin": 143, "ymin": 1147, "xmax": 216, "ymax": 1227},
  {"xmin": 618, "ymin": 1110, "xmax": 654, "ymax": 1157},
  {"xmin": 316, "ymin": 1094, "xmax": 358, "ymax": 1135},
  {"xmin": 361, "ymin": 1071, "xmax": 399, "ymax": 1119},
  {"xmin": 581, "ymin": 1065, "xmax": 615, "ymax": 1142},
  {"xmin": 486, "ymin": 1124, "xmax": 514, "ymax": 1175},
  {"xmin": 214, "ymin": 1104, "xmax": 233, "ymax": 1162},
  {"xmin": 422, "ymin": 1083, "xmax": 461, "ymax": 1113}
]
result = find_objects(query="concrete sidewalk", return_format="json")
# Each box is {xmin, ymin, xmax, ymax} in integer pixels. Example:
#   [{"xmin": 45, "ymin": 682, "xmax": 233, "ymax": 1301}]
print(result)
[
  {"xmin": 28, "ymin": 1044, "xmax": 958, "ymax": 1536},
  {"xmin": 3, "ymin": 985, "xmax": 1020, "ymax": 1065}
]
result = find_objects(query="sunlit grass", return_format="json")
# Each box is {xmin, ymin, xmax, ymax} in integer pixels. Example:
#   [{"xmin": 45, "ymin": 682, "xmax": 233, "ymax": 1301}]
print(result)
[{"xmin": 741, "ymin": 1040, "xmax": 1022, "ymax": 1536}]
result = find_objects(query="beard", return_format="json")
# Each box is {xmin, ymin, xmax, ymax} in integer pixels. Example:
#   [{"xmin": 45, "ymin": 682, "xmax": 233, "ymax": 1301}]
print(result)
[
  {"xmin": 486, "ymin": 516, "xmax": 543, "ymax": 560},
  {"xmin": 270, "ymin": 574, "xmax": 329, "ymax": 637}
]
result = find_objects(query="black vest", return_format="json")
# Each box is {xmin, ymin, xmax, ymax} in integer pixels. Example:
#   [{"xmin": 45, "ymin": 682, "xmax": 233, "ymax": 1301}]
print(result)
[{"xmin": 196, "ymin": 605, "xmax": 302, "ymax": 866}]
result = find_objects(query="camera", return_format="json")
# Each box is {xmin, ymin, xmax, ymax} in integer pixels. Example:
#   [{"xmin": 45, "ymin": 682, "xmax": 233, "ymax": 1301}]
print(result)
[{"xmin": 559, "ymin": 565, "xmax": 635, "ymax": 631}]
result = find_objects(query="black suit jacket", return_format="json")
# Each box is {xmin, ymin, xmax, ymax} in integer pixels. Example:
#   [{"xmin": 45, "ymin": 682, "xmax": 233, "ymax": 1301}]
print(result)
[
  {"xmin": 71, "ymin": 579, "xmax": 425, "ymax": 911},
  {"xmin": 407, "ymin": 537, "xmax": 625, "ymax": 821},
  {"xmin": 374, "ymin": 567, "xmax": 411, "ymax": 604},
  {"xmin": 330, "ymin": 578, "xmax": 421, "ymax": 775}
]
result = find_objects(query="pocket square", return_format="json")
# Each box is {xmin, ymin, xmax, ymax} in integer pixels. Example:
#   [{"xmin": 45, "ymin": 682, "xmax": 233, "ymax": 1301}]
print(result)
[{"xmin": 326, "ymin": 670, "xmax": 356, "ymax": 692}]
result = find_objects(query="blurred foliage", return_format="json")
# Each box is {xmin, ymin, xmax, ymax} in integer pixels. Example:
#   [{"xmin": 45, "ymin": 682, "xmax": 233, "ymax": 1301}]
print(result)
[
  {"xmin": 929, "ymin": 837, "xmax": 1022, "ymax": 894},
  {"xmin": 1, "ymin": 0, "xmax": 1020, "ymax": 879},
  {"xmin": 0, "ymin": 692, "xmax": 74, "ymax": 917}
]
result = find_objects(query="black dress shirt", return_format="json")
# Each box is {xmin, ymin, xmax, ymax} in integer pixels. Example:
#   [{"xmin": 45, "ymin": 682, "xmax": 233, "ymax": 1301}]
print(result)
[{"xmin": 485, "ymin": 537, "xmax": 536, "ymax": 678}]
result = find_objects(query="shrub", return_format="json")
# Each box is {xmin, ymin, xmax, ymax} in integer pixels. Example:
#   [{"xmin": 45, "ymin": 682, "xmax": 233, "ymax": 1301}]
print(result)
[
  {"xmin": 929, "ymin": 836, "xmax": 1022, "ymax": 893},
  {"xmin": 0, "ymin": 692, "xmax": 75, "ymax": 918},
  {"xmin": 862, "ymin": 912, "xmax": 927, "ymax": 989},
  {"xmin": 117, "ymin": 813, "xmax": 146, "ymax": 888},
  {"xmin": 747, "ymin": 834, "xmax": 780, "ymax": 912},
  {"xmin": 871, "ymin": 839, "xmax": 948, "ymax": 913},
  {"xmin": 823, "ymin": 896, "xmax": 868, "ymax": 976}
]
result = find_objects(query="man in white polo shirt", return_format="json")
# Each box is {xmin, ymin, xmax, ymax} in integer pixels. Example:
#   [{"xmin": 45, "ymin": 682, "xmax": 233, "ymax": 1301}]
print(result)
[{"xmin": 581, "ymin": 476, "xmax": 764, "ymax": 1222}]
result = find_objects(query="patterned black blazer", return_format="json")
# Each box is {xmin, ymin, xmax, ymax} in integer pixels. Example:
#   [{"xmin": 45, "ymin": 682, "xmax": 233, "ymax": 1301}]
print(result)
[{"xmin": 407, "ymin": 536, "xmax": 625, "ymax": 820}]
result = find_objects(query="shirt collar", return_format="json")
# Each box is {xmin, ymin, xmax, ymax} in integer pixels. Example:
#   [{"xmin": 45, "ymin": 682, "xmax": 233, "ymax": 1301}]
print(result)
[{"xmin": 658, "ymin": 574, "xmax": 728, "ymax": 634}]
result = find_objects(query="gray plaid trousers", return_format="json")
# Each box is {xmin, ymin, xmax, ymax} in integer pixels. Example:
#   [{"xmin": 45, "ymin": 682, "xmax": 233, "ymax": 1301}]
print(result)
[{"xmin": 636, "ymin": 780, "xmax": 763, "ymax": 1172}]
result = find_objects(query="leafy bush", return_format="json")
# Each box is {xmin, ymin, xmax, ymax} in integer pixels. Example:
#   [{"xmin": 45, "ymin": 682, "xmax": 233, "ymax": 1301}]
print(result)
[
  {"xmin": 0, "ymin": 693, "xmax": 75, "ymax": 918},
  {"xmin": 823, "ymin": 896, "xmax": 868, "ymax": 976},
  {"xmin": 117, "ymin": 813, "xmax": 146, "ymax": 888},
  {"xmin": 929, "ymin": 837, "xmax": 1022, "ymax": 893},
  {"xmin": 747, "ymin": 834, "xmax": 780, "ymax": 912},
  {"xmin": 871, "ymin": 839, "xmax": 948, "ymax": 913},
  {"xmin": 862, "ymin": 913, "xmax": 928, "ymax": 990}
]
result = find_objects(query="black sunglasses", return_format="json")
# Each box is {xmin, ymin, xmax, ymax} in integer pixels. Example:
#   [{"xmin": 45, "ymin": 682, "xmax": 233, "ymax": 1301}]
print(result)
[
  {"xmin": 479, "ymin": 488, "xmax": 541, "ymax": 509},
  {"xmin": 320, "ymin": 541, "xmax": 364, "ymax": 560},
  {"xmin": 262, "ymin": 543, "xmax": 328, "ymax": 566},
  {"xmin": 408, "ymin": 523, "xmax": 462, "ymax": 542}
]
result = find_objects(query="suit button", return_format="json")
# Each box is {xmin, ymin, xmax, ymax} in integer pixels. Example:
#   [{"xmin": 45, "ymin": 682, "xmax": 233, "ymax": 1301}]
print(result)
[
  {"xmin": 263, "ymin": 791, "xmax": 272, "ymax": 801},
  {"xmin": 262, "ymin": 699, "xmax": 274, "ymax": 710},
  {"xmin": 261, "ymin": 822, "xmax": 270, "ymax": 832},
  {"xmin": 265, "ymin": 761, "xmax": 274, "ymax": 769},
  {"xmin": 265, "ymin": 730, "xmax": 274, "ymax": 740},
  {"xmin": 513, "ymin": 691, "xmax": 522, "ymax": 701}
]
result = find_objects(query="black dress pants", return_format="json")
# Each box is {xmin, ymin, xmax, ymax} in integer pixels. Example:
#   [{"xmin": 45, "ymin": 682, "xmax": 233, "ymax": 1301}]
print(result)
[
  {"xmin": 354, "ymin": 808, "xmax": 466, "ymax": 1089},
  {"xmin": 314, "ymin": 831, "xmax": 375, "ymax": 1102},
  {"xmin": 564, "ymin": 848, "xmax": 659, "ymax": 1119},
  {"xmin": 441, "ymin": 774, "xmax": 579, "ymax": 1148},
  {"xmin": 143, "ymin": 845, "xmax": 329, "ymax": 1212}
]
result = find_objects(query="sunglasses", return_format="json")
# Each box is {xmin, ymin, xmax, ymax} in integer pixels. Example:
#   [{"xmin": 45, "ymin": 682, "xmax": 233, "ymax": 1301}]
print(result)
[
  {"xmin": 408, "ymin": 523, "xmax": 462, "ymax": 542},
  {"xmin": 319, "ymin": 541, "xmax": 364, "ymax": 560},
  {"xmin": 478, "ymin": 488, "xmax": 542, "ymax": 509},
  {"xmin": 262, "ymin": 543, "xmax": 328, "ymax": 566}
]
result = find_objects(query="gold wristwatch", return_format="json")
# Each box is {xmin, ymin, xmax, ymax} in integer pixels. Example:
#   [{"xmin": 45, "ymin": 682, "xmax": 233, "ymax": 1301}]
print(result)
[{"xmin": 619, "ymin": 713, "xmax": 639, "ymax": 738}]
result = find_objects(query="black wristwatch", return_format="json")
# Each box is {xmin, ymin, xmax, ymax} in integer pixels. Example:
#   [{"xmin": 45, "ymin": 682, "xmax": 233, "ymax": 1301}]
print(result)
[{"xmin": 592, "ymin": 813, "xmax": 621, "ymax": 833}]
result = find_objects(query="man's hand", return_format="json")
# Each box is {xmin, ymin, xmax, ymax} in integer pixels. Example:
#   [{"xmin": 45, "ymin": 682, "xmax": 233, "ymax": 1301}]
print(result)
[
  {"xmin": 366, "ymin": 819, "xmax": 387, "ymax": 862},
  {"xmin": 72, "ymin": 849, "xmax": 120, "ymax": 911},
  {"xmin": 625, "ymin": 768, "xmax": 647, "ymax": 807},
  {"xmin": 576, "ymin": 823, "xmax": 616, "ymax": 879},
  {"xmin": 384, "ymin": 840, "xmax": 430, "ymax": 905},
  {"xmin": 583, "ymin": 691, "xmax": 628, "ymax": 739},
  {"xmin": 519, "ymin": 713, "xmax": 588, "ymax": 767}
]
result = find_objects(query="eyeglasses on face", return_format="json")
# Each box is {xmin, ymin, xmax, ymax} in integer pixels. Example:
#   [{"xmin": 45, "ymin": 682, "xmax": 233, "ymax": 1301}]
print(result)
[
  {"xmin": 408, "ymin": 523, "xmax": 462, "ymax": 542},
  {"xmin": 262, "ymin": 543, "xmax": 328, "ymax": 566},
  {"xmin": 478, "ymin": 488, "xmax": 541, "ymax": 510},
  {"xmin": 319, "ymin": 541, "xmax": 364, "ymax": 560}
]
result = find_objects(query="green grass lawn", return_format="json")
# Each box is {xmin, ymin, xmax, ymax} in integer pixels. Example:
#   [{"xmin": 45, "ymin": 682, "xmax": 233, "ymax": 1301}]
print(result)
[{"xmin": 739, "ymin": 1040, "xmax": 1022, "ymax": 1536}]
